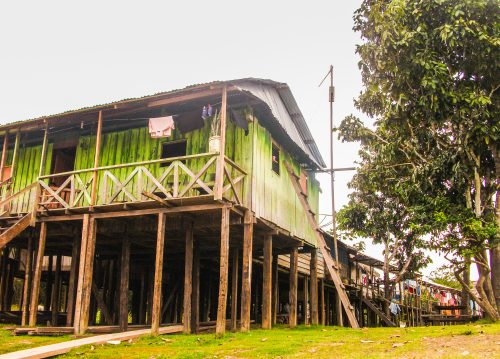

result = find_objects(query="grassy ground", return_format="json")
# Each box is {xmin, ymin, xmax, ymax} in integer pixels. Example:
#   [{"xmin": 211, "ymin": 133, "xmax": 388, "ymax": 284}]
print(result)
[
  {"xmin": 1, "ymin": 322, "xmax": 498, "ymax": 358},
  {"xmin": 0, "ymin": 324, "xmax": 72, "ymax": 354}
]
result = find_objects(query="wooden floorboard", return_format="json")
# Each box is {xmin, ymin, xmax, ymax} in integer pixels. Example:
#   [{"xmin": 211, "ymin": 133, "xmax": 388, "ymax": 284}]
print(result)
[{"xmin": 0, "ymin": 325, "xmax": 184, "ymax": 359}]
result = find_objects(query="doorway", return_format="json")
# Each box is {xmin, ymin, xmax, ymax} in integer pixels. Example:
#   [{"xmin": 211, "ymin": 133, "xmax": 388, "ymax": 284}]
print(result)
[{"xmin": 50, "ymin": 147, "xmax": 76, "ymax": 187}]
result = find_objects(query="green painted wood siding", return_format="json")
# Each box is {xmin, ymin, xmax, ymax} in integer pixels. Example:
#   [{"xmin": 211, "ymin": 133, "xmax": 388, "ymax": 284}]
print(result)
[{"xmin": 3, "ymin": 111, "xmax": 320, "ymax": 247}]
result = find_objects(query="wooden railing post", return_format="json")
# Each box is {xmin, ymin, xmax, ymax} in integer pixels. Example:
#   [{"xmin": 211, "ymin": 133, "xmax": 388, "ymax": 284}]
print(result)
[
  {"xmin": 90, "ymin": 111, "xmax": 103, "ymax": 207},
  {"xmin": 31, "ymin": 123, "xmax": 49, "ymax": 225},
  {"xmin": 214, "ymin": 86, "xmax": 228, "ymax": 200},
  {"xmin": 0, "ymin": 131, "xmax": 9, "ymax": 183}
]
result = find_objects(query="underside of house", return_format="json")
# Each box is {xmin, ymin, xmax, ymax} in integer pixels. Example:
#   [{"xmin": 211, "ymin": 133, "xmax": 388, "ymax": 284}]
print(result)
[{"xmin": 0, "ymin": 79, "xmax": 468, "ymax": 337}]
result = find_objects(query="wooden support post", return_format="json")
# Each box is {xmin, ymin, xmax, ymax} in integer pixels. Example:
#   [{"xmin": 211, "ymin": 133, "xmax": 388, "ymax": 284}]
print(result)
[
  {"xmin": 262, "ymin": 234, "xmax": 272, "ymax": 329},
  {"xmin": 214, "ymin": 86, "xmax": 228, "ymax": 200},
  {"xmin": 0, "ymin": 132, "xmax": 9, "ymax": 182},
  {"xmin": 310, "ymin": 250, "xmax": 319, "ymax": 325},
  {"xmin": 74, "ymin": 215, "xmax": 97, "ymax": 335},
  {"xmin": 44, "ymin": 255, "xmax": 53, "ymax": 311},
  {"xmin": 151, "ymin": 213, "xmax": 166, "ymax": 336},
  {"xmin": 31, "ymin": 123, "xmax": 48, "ymax": 224},
  {"xmin": 66, "ymin": 233, "xmax": 80, "ymax": 326},
  {"xmin": 216, "ymin": 207, "xmax": 230, "ymax": 336},
  {"xmin": 138, "ymin": 271, "xmax": 146, "ymax": 324},
  {"xmin": 21, "ymin": 235, "xmax": 33, "ymax": 326},
  {"xmin": 289, "ymin": 246, "xmax": 298, "ymax": 328},
  {"xmin": 272, "ymin": 255, "xmax": 278, "ymax": 325},
  {"xmin": 51, "ymin": 255, "xmax": 62, "ymax": 326},
  {"xmin": 182, "ymin": 223, "xmax": 193, "ymax": 334},
  {"xmin": 303, "ymin": 276, "xmax": 309, "ymax": 325},
  {"xmin": 90, "ymin": 110, "xmax": 103, "ymax": 207},
  {"xmin": 0, "ymin": 248, "xmax": 8, "ymax": 309},
  {"xmin": 29, "ymin": 222, "xmax": 47, "ymax": 326},
  {"xmin": 320, "ymin": 279, "xmax": 325, "ymax": 325},
  {"xmin": 119, "ymin": 237, "xmax": 130, "ymax": 331},
  {"xmin": 6, "ymin": 130, "xmax": 21, "ymax": 213},
  {"xmin": 230, "ymin": 247, "xmax": 239, "ymax": 331},
  {"xmin": 191, "ymin": 242, "xmax": 200, "ymax": 333},
  {"xmin": 240, "ymin": 210, "xmax": 253, "ymax": 332}
]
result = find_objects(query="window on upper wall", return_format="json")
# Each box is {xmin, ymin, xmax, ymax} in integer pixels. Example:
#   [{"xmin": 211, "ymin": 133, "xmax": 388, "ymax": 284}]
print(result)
[
  {"xmin": 272, "ymin": 143, "xmax": 280, "ymax": 175},
  {"xmin": 160, "ymin": 140, "xmax": 187, "ymax": 167}
]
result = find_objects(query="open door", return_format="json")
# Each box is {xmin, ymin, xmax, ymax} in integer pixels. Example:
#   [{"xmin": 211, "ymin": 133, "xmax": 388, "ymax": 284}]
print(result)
[{"xmin": 50, "ymin": 147, "xmax": 76, "ymax": 187}]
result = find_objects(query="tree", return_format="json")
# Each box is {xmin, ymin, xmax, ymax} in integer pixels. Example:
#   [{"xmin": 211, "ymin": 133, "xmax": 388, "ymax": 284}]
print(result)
[
  {"xmin": 340, "ymin": 0, "xmax": 499, "ymax": 319},
  {"xmin": 429, "ymin": 265, "xmax": 462, "ymax": 290}
]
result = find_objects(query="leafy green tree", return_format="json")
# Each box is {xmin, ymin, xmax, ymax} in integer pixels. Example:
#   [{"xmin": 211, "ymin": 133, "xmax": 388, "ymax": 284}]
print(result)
[
  {"xmin": 429, "ymin": 265, "xmax": 462, "ymax": 290},
  {"xmin": 339, "ymin": 0, "xmax": 499, "ymax": 319}
]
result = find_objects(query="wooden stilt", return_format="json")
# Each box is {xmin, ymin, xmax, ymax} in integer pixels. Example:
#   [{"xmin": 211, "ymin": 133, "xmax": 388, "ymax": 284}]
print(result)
[
  {"xmin": 119, "ymin": 237, "xmax": 130, "ymax": 331},
  {"xmin": 320, "ymin": 279, "xmax": 325, "ymax": 325},
  {"xmin": 191, "ymin": 242, "xmax": 200, "ymax": 333},
  {"xmin": 51, "ymin": 255, "xmax": 62, "ymax": 326},
  {"xmin": 310, "ymin": 250, "xmax": 319, "ymax": 325},
  {"xmin": 230, "ymin": 247, "xmax": 239, "ymax": 331},
  {"xmin": 74, "ymin": 215, "xmax": 97, "ymax": 335},
  {"xmin": 272, "ymin": 254, "xmax": 278, "ymax": 326},
  {"xmin": 29, "ymin": 222, "xmax": 47, "ymax": 326},
  {"xmin": 138, "ymin": 271, "xmax": 146, "ymax": 325},
  {"xmin": 262, "ymin": 234, "xmax": 272, "ymax": 329},
  {"xmin": 151, "ymin": 213, "xmax": 166, "ymax": 336},
  {"xmin": 289, "ymin": 246, "xmax": 298, "ymax": 328},
  {"xmin": 44, "ymin": 256, "xmax": 53, "ymax": 311},
  {"xmin": 21, "ymin": 235, "xmax": 33, "ymax": 326},
  {"xmin": 0, "ymin": 248, "xmax": 8, "ymax": 310},
  {"xmin": 303, "ymin": 276, "xmax": 309, "ymax": 325},
  {"xmin": 66, "ymin": 233, "xmax": 80, "ymax": 326},
  {"xmin": 182, "ymin": 223, "xmax": 193, "ymax": 333},
  {"xmin": 216, "ymin": 207, "xmax": 230, "ymax": 336},
  {"xmin": 240, "ymin": 210, "xmax": 253, "ymax": 332}
]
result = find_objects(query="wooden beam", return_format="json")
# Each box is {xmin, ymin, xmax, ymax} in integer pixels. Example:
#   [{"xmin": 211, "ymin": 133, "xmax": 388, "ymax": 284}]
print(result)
[
  {"xmin": 66, "ymin": 232, "xmax": 80, "ymax": 326},
  {"xmin": 230, "ymin": 247, "xmax": 239, "ymax": 332},
  {"xmin": 21, "ymin": 234, "xmax": 33, "ymax": 326},
  {"xmin": 240, "ymin": 210, "xmax": 253, "ymax": 332},
  {"xmin": 303, "ymin": 275, "xmax": 309, "ymax": 325},
  {"xmin": 215, "ymin": 206, "xmax": 230, "ymax": 336},
  {"xmin": 320, "ymin": 279, "xmax": 325, "ymax": 325},
  {"xmin": 44, "ymin": 256, "xmax": 53, "ymax": 311},
  {"xmin": 0, "ymin": 131, "xmax": 9, "ymax": 182},
  {"xmin": 74, "ymin": 215, "xmax": 97, "ymax": 335},
  {"xmin": 151, "ymin": 213, "xmax": 166, "ymax": 336},
  {"xmin": 51, "ymin": 255, "xmax": 62, "ymax": 326},
  {"xmin": 119, "ymin": 236, "xmax": 130, "ymax": 331},
  {"xmin": 272, "ymin": 254, "xmax": 278, "ymax": 326},
  {"xmin": 10, "ymin": 130, "xmax": 21, "ymax": 179},
  {"xmin": 262, "ymin": 235, "xmax": 272, "ymax": 329},
  {"xmin": 28, "ymin": 222, "xmax": 47, "ymax": 326},
  {"xmin": 191, "ymin": 242, "xmax": 200, "ymax": 334},
  {"xmin": 310, "ymin": 250, "xmax": 319, "ymax": 325},
  {"xmin": 90, "ymin": 111, "xmax": 103, "ymax": 207},
  {"xmin": 182, "ymin": 223, "xmax": 193, "ymax": 334},
  {"xmin": 214, "ymin": 86, "xmax": 228, "ymax": 200},
  {"xmin": 289, "ymin": 246, "xmax": 298, "ymax": 328}
]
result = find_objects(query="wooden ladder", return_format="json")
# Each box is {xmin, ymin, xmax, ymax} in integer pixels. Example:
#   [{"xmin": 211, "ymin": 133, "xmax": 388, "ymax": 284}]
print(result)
[
  {"xmin": 360, "ymin": 296, "xmax": 396, "ymax": 327},
  {"xmin": 285, "ymin": 162, "xmax": 359, "ymax": 328}
]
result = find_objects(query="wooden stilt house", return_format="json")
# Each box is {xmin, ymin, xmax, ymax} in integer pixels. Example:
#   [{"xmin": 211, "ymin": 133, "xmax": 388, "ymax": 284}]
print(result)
[{"xmin": 0, "ymin": 79, "xmax": 360, "ymax": 335}]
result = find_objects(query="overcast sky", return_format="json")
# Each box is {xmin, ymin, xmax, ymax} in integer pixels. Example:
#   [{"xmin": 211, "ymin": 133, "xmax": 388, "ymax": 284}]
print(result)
[{"xmin": 0, "ymin": 1, "xmax": 454, "ymax": 277}]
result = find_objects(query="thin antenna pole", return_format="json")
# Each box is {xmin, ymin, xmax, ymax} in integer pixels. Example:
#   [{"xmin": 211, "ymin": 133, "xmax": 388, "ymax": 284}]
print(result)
[{"xmin": 327, "ymin": 65, "xmax": 344, "ymax": 327}]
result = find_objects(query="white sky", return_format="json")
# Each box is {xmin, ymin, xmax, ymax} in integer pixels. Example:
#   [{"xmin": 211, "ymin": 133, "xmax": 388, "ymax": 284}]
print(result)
[{"xmin": 0, "ymin": 1, "xmax": 454, "ymax": 277}]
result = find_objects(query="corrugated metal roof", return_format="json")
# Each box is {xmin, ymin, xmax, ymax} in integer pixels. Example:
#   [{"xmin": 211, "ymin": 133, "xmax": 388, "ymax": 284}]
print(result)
[{"xmin": 0, "ymin": 78, "xmax": 326, "ymax": 168}]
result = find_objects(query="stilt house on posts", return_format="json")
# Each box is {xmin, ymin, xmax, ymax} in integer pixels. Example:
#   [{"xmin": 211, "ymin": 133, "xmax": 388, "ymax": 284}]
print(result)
[{"xmin": 0, "ymin": 79, "xmax": 361, "ymax": 336}]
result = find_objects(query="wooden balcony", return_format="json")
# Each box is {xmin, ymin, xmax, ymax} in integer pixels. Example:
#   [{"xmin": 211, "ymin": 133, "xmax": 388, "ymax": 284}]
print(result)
[{"xmin": 35, "ymin": 153, "xmax": 246, "ymax": 215}]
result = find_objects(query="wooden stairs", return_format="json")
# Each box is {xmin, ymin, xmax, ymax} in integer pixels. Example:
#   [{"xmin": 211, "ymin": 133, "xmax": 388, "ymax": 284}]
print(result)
[
  {"xmin": 360, "ymin": 296, "xmax": 396, "ymax": 327},
  {"xmin": 0, "ymin": 182, "xmax": 37, "ymax": 251},
  {"xmin": 284, "ymin": 162, "xmax": 359, "ymax": 328}
]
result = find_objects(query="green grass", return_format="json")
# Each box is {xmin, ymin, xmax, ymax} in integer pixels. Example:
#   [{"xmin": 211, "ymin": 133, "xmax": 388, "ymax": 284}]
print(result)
[
  {"xmin": 1, "ymin": 323, "xmax": 498, "ymax": 358},
  {"xmin": 0, "ymin": 324, "xmax": 73, "ymax": 354}
]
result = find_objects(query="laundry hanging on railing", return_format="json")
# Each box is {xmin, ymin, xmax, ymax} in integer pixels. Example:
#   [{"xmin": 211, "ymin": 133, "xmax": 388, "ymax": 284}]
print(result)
[{"xmin": 149, "ymin": 116, "xmax": 175, "ymax": 138}]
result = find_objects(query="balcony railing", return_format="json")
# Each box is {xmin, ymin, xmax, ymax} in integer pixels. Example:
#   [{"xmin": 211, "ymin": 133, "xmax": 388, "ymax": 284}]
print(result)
[{"xmin": 36, "ymin": 153, "xmax": 246, "ymax": 212}]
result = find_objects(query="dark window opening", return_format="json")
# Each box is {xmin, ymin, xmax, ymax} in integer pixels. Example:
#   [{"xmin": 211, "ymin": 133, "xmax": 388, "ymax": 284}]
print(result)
[
  {"xmin": 272, "ymin": 143, "xmax": 280, "ymax": 175},
  {"xmin": 160, "ymin": 140, "xmax": 187, "ymax": 167}
]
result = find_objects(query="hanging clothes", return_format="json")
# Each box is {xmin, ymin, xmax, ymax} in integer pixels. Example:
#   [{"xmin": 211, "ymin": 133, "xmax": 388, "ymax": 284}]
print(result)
[{"xmin": 149, "ymin": 116, "xmax": 175, "ymax": 138}]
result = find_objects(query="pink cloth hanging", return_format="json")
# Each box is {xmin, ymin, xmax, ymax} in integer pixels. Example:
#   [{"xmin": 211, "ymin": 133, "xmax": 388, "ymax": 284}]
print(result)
[{"xmin": 149, "ymin": 116, "xmax": 175, "ymax": 138}]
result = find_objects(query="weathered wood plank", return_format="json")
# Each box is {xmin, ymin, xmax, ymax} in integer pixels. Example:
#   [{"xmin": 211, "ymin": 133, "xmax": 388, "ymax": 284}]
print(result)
[
  {"xmin": 230, "ymin": 247, "xmax": 239, "ymax": 332},
  {"xmin": 240, "ymin": 210, "xmax": 253, "ymax": 332},
  {"xmin": 28, "ymin": 223, "xmax": 47, "ymax": 326},
  {"xmin": 289, "ymin": 246, "xmax": 298, "ymax": 328},
  {"xmin": 66, "ymin": 233, "xmax": 80, "ymax": 326},
  {"xmin": 151, "ymin": 213, "xmax": 166, "ymax": 335},
  {"xmin": 215, "ymin": 206, "xmax": 230, "ymax": 336},
  {"xmin": 310, "ymin": 250, "xmax": 319, "ymax": 325},
  {"xmin": 262, "ymin": 235, "xmax": 272, "ymax": 329},
  {"xmin": 21, "ymin": 234, "xmax": 33, "ymax": 326}
]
